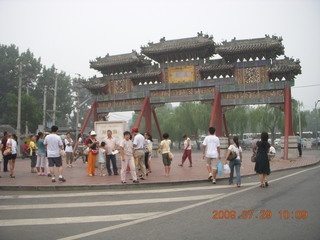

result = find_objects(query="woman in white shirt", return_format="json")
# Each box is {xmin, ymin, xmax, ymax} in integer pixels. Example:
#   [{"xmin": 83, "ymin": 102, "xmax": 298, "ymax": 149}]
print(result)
[
  {"xmin": 225, "ymin": 136, "xmax": 243, "ymax": 187},
  {"xmin": 8, "ymin": 134, "xmax": 18, "ymax": 178}
]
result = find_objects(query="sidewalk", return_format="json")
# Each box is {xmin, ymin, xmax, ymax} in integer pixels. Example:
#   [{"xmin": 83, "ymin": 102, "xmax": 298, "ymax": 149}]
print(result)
[{"xmin": 0, "ymin": 150, "xmax": 319, "ymax": 190}]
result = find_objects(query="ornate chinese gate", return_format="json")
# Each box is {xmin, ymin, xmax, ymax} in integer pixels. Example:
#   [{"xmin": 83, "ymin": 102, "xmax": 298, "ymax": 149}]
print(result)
[{"xmin": 83, "ymin": 33, "xmax": 301, "ymax": 159}]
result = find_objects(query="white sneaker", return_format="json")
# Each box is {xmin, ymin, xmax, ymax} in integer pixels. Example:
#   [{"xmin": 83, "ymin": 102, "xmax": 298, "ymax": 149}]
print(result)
[{"xmin": 212, "ymin": 178, "xmax": 216, "ymax": 184}]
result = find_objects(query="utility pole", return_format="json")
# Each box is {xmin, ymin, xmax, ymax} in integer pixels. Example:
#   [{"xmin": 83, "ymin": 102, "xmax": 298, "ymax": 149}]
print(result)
[
  {"xmin": 25, "ymin": 83, "xmax": 29, "ymax": 136},
  {"xmin": 298, "ymin": 103, "xmax": 302, "ymax": 137},
  {"xmin": 16, "ymin": 63, "xmax": 22, "ymax": 155},
  {"xmin": 43, "ymin": 85, "xmax": 47, "ymax": 129},
  {"xmin": 53, "ymin": 73, "xmax": 58, "ymax": 125},
  {"xmin": 315, "ymin": 100, "xmax": 320, "ymax": 145},
  {"xmin": 76, "ymin": 85, "xmax": 80, "ymax": 140}
]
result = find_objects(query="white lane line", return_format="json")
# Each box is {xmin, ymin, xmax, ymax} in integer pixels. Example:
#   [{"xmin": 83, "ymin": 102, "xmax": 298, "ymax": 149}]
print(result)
[
  {"xmin": 0, "ymin": 183, "xmax": 257, "ymax": 200},
  {"xmin": 57, "ymin": 165, "xmax": 320, "ymax": 240},
  {"xmin": 0, "ymin": 212, "xmax": 163, "ymax": 227},
  {"xmin": 0, "ymin": 194, "xmax": 223, "ymax": 210}
]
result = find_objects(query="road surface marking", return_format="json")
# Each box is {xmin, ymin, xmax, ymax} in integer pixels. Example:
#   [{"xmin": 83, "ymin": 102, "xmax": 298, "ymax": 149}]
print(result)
[
  {"xmin": 0, "ymin": 183, "xmax": 257, "ymax": 199},
  {"xmin": 57, "ymin": 165, "xmax": 320, "ymax": 240},
  {"xmin": 0, "ymin": 194, "xmax": 223, "ymax": 210},
  {"xmin": 0, "ymin": 212, "xmax": 163, "ymax": 227}
]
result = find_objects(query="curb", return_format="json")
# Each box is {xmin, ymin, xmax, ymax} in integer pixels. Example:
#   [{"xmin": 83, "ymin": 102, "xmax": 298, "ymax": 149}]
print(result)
[{"xmin": 0, "ymin": 160, "xmax": 319, "ymax": 191}]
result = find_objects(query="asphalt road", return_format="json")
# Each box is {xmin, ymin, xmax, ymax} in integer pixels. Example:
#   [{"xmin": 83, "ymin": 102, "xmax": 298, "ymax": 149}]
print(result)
[{"xmin": 0, "ymin": 164, "xmax": 319, "ymax": 240}]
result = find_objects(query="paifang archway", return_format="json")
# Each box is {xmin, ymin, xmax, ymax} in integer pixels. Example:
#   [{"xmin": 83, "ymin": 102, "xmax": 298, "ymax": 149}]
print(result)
[{"xmin": 83, "ymin": 33, "xmax": 301, "ymax": 160}]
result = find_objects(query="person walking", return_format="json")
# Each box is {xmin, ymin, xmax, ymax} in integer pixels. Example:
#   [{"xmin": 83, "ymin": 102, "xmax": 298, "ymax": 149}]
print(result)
[
  {"xmin": 178, "ymin": 135, "xmax": 192, "ymax": 167},
  {"xmin": 64, "ymin": 132, "xmax": 74, "ymax": 168},
  {"xmin": 144, "ymin": 132, "xmax": 153, "ymax": 173},
  {"xmin": 22, "ymin": 141, "xmax": 28, "ymax": 159},
  {"xmin": 254, "ymin": 132, "xmax": 271, "ymax": 188},
  {"xmin": 36, "ymin": 132, "xmax": 47, "ymax": 176},
  {"xmin": 87, "ymin": 131, "xmax": 99, "ymax": 176},
  {"xmin": 296, "ymin": 133, "xmax": 302, "ymax": 157},
  {"xmin": 105, "ymin": 130, "xmax": 119, "ymax": 176},
  {"xmin": 0, "ymin": 142, "xmax": 2, "ymax": 177},
  {"xmin": 29, "ymin": 135, "xmax": 38, "ymax": 173},
  {"xmin": 6, "ymin": 134, "xmax": 17, "ymax": 178},
  {"xmin": 119, "ymin": 131, "xmax": 139, "ymax": 184},
  {"xmin": 43, "ymin": 126, "xmax": 66, "ymax": 183},
  {"xmin": 225, "ymin": 136, "xmax": 242, "ymax": 187},
  {"xmin": 2, "ymin": 131, "xmax": 9, "ymax": 172},
  {"xmin": 202, "ymin": 127, "xmax": 221, "ymax": 184},
  {"xmin": 160, "ymin": 133, "xmax": 172, "ymax": 177},
  {"xmin": 132, "ymin": 127, "xmax": 147, "ymax": 180},
  {"xmin": 98, "ymin": 142, "xmax": 107, "ymax": 176}
]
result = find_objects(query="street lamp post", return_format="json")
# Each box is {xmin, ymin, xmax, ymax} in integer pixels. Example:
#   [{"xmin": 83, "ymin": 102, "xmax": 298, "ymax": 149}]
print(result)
[
  {"xmin": 16, "ymin": 63, "xmax": 22, "ymax": 155},
  {"xmin": 315, "ymin": 100, "xmax": 320, "ymax": 147}
]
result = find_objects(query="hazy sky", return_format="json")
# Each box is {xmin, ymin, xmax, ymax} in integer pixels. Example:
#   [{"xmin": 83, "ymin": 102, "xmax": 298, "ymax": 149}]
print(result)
[{"xmin": 1, "ymin": 0, "xmax": 319, "ymax": 115}]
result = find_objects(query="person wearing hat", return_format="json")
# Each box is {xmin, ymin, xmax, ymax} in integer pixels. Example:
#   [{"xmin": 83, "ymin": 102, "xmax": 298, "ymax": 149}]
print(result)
[
  {"xmin": 87, "ymin": 131, "xmax": 99, "ymax": 176},
  {"xmin": 132, "ymin": 127, "xmax": 147, "ymax": 180}
]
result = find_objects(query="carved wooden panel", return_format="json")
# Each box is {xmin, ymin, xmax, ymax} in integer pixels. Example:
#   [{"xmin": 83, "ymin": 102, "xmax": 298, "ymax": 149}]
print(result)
[
  {"xmin": 98, "ymin": 99, "xmax": 144, "ymax": 108},
  {"xmin": 235, "ymin": 66, "xmax": 269, "ymax": 84},
  {"xmin": 109, "ymin": 79, "xmax": 132, "ymax": 94},
  {"xmin": 150, "ymin": 87, "xmax": 215, "ymax": 98},
  {"xmin": 221, "ymin": 90, "xmax": 284, "ymax": 100}
]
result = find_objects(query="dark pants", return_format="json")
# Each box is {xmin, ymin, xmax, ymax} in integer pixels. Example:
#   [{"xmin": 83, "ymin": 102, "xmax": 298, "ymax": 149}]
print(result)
[
  {"xmin": 106, "ymin": 154, "xmax": 118, "ymax": 175},
  {"xmin": 298, "ymin": 143, "xmax": 302, "ymax": 156},
  {"xmin": 145, "ymin": 152, "xmax": 149, "ymax": 169},
  {"xmin": 3, "ymin": 155, "xmax": 9, "ymax": 171}
]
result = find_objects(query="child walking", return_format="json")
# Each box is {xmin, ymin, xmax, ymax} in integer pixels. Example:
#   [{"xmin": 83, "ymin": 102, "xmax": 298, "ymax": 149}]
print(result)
[{"xmin": 98, "ymin": 142, "xmax": 106, "ymax": 176}]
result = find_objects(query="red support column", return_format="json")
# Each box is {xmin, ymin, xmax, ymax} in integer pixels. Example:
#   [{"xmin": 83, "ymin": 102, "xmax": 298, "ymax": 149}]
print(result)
[
  {"xmin": 144, "ymin": 98, "xmax": 152, "ymax": 133},
  {"xmin": 93, "ymin": 101, "xmax": 98, "ymax": 122},
  {"xmin": 74, "ymin": 101, "xmax": 96, "ymax": 152},
  {"xmin": 209, "ymin": 90, "xmax": 223, "ymax": 137},
  {"xmin": 223, "ymin": 113, "xmax": 230, "ymax": 145},
  {"xmin": 284, "ymin": 85, "xmax": 293, "ymax": 160},
  {"xmin": 152, "ymin": 109, "xmax": 163, "ymax": 140},
  {"xmin": 135, "ymin": 96, "xmax": 149, "ymax": 129}
]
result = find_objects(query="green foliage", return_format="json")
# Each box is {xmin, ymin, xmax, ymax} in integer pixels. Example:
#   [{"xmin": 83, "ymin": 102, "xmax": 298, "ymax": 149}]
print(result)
[
  {"xmin": 130, "ymin": 101, "xmax": 308, "ymax": 142},
  {"xmin": 0, "ymin": 44, "xmax": 83, "ymax": 134}
]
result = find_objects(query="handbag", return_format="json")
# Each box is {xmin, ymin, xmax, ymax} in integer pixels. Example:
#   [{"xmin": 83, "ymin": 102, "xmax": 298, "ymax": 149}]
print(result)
[
  {"xmin": 83, "ymin": 147, "xmax": 89, "ymax": 155},
  {"xmin": 168, "ymin": 152, "xmax": 173, "ymax": 160},
  {"xmin": 251, "ymin": 152, "xmax": 257, "ymax": 162},
  {"xmin": 91, "ymin": 150, "xmax": 99, "ymax": 155},
  {"xmin": 3, "ymin": 148, "xmax": 12, "ymax": 156},
  {"xmin": 60, "ymin": 150, "xmax": 66, "ymax": 156},
  {"xmin": 4, "ymin": 140, "xmax": 12, "ymax": 156},
  {"xmin": 227, "ymin": 151, "xmax": 237, "ymax": 161}
]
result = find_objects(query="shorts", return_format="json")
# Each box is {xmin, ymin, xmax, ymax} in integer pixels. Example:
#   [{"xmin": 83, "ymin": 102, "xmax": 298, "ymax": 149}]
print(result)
[
  {"xmin": 11, "ymin": 154, "xmax": 17, "ymax": 160},
  {"xmin": 99, "ymin": 163, "xmax": 105, "ymax": 169},
  {"xmin": 162, "ymin": 153, "xmax": 172, "ymax": 166},
  {"xmin": 4, "ymin": 154, "xmax": 12, "ymax": 161},
  {"xmin": 48, "ymin": 157, "xmax": 63, "ymax": 167},
  {"xmin": 206, "ymin": 158, "xmax": 220, "ymax": 169},
  {"xmin": 65, "ymin": 152, "xmax": 74, "ymax": 161}
]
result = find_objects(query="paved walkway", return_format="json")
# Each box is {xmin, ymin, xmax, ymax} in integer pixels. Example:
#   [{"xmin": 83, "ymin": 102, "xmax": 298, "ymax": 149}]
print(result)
[{"xmin": 0, "ymin": 150, "xmax": 318, "ymax": 190}]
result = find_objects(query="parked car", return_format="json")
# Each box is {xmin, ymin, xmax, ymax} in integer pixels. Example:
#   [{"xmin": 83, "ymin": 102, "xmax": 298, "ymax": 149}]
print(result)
[{"xmin": 274, "ymin": 138, "xmax": 281, "ymax": 146}]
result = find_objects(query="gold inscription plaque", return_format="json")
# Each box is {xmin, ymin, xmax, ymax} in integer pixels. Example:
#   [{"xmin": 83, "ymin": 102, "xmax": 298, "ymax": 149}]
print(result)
[{"xmin": 168, "ymin": 66, "xmax": 195, "ymax": 83}]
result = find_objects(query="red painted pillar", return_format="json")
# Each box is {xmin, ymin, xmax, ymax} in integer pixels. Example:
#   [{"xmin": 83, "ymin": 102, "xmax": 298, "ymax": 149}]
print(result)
[
  {"xmin": 144, "ymin": 98, "xmax": 152, "ymax": 134},
  {"xmin": 93, "ymin": 101, "xmax": 98, "ymax": 122},
  {"xmin": 153, "ymin": 109, "xmax": 163, "ymax": 140},
  {"xmin": 210, "ymin": 89, "xmax": 223, "ymax": 137},
  {"xmin": 284, "ymin": 84, "xmax": 293, "ymax": 160},
  {"xmin": 74, "ymin": 101, "xmax": 96, "ymax": 151},
  {"xmin": 135, "ymin": 96, "xmax": 149, "ymax": 129}
]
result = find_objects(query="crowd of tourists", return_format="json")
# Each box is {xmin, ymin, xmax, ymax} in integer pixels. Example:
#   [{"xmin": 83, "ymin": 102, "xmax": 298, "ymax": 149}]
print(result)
[{"xmin": 0, "ymin": 126, "xmax": 274, "ymax": 187}]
